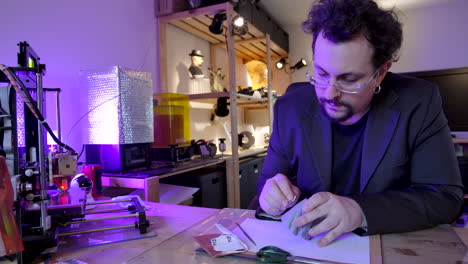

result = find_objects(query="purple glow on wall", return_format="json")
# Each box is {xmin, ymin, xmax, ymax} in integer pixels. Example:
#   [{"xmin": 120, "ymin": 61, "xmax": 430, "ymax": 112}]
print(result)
[{"xmin": 0, "ymin": 0, "xmax": 158, "ymax": 151}]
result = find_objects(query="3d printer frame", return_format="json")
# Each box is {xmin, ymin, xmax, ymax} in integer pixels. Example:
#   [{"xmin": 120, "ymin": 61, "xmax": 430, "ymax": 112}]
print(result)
[{"xmin": 0, "ymin": 42, "xmax": 151, "ymax": 263}]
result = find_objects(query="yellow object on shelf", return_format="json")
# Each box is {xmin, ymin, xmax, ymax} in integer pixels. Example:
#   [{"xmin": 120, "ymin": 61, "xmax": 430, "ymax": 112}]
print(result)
[{"xmin": 153, "ymin": 93, "xmax": 190, "ymax": 148}]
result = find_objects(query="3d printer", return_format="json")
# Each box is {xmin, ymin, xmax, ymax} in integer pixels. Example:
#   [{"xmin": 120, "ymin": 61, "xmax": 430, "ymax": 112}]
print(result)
[{"xmin": 0, "ymin": 42, "xmax": 150, "ymax": 263}]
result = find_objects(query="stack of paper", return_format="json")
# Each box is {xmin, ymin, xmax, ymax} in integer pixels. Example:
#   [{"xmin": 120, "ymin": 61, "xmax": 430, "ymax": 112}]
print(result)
[{"xmin": 232, "ymin": 218, "xmax": 370, "ymax": 264}]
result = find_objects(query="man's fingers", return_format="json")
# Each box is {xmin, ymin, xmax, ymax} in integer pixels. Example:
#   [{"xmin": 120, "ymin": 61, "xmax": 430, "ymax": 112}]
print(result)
[
  {"xmin": 294, "ymin": 204, "xmax": 326, "ymax": 227},
  {"xmin": 274, "ymin": 174, "xmax": 295, "ymax": 201},
  {"xmin": 302, "ymin": 192, "xmax": 330, "ymax": 212},
  {"xmin": 260, "ymin": 177, "xmax": 289, "ymax": 214},
  {"xmin": 317, "ymin": 226, "xmax": 343, "ymax": 247},
  {"xmin": 259, "ymin": 173, "xmax": 302, "ymax": 215},
  {"xmin": 268, "ymin": 178, "xmax": 289, "ymax": 210},
  {"xmin": 307, "ymin": 216, "xmax": 338, "ymax": 237},
  {"xmin": 291, "ymin": 186, "xmax": 301, "ymax": 203}
]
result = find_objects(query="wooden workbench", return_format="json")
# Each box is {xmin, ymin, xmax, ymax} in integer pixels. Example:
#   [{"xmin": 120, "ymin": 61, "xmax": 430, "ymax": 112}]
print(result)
[
  {"xmin": 50, "ymin": 203, "xmax": 468, "ymax": 264},
  {"xmin": 50, "ymin": 202, "xmax": 217, "ymax": 263}
]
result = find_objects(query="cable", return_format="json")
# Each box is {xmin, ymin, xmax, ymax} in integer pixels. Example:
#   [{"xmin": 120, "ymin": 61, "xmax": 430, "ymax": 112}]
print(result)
[
  {"xmin": 65, "ymin": 91, "xmax": 126, "ymax": 146},
  {"xmin": 140, "ymin": 28, "xmax": 156, "ymax": 70},
  {"xmin": 9, "ymin": 67, "xmax": 74, "ymax": 152},
  {"xmin": 77, "ymin": 144, "xmax": 85, "ymax": 161},
  {"xmin": 0, "ymin": 64, "xmax": 76, "ymax": 153}
]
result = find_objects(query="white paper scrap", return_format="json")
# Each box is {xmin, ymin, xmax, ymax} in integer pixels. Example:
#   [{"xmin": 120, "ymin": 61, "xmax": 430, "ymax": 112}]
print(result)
[{"xmin": 211, "ymin": 234, "xmax": 246, "ymax": 252}]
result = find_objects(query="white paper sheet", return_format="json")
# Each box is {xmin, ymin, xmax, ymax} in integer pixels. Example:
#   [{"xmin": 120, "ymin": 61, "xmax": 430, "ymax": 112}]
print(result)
[
  {"xmin": 158, "ymin": 183, "xmax": 199, "ymax": 205},
  {"xmin": 232, "ymin": 218, "xmax": 369, "ymax": 264}
]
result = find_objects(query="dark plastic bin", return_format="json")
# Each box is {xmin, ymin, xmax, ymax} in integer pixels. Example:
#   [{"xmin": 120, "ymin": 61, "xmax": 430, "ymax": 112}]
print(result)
[
  {"xmin": 239, "ymin": 155, "xmax": 266, "ymax": 209},
  {"xmin": 458, "ymin": 156, "xmax": 468, "ymax": 193},
  {"xmin": 159, "ymin": 167, "xmax": 226, "ymax": 209}
]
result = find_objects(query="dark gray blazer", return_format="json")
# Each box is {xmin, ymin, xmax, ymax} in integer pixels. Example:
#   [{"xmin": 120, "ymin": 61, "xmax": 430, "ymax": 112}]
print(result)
[{"xmin": 257, "ymin": 72, "xmax": 463, "ymax": 235}]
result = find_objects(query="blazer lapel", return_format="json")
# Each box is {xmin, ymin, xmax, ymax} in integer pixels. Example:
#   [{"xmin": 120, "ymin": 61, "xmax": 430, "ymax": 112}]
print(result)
[
  {"xmin": 301, "ymin": 110, "xmax": 332, "ymax": 191},
  {"xmin": 360, "ymin": 89, "xmax": 400, "ymax": 192}
]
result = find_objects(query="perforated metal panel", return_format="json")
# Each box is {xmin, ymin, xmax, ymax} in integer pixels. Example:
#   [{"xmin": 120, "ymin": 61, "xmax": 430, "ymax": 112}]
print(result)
[{"xmin": 80, "ymin": 66, "xmax": 153, "ymax": 144}]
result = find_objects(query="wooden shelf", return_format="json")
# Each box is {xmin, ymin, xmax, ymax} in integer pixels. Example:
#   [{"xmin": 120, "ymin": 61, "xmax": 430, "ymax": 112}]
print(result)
[
  {"xmin": 158, "ymin": 3, "xmax": 287, "ymax": 62},
  {"xmin": 189, "ymin": 92, "xmax": 268, "ymax": 104},
  {"xmin": 454, "ymin": 138, "xmax": 468, "ymax": 144},
  {"xmin": 239, "ymin": 147, "xmax": 267, "ymax": 158},
  {"xmin": 221, "ymin": 147, "xmax": 267, "ymax": 159}
]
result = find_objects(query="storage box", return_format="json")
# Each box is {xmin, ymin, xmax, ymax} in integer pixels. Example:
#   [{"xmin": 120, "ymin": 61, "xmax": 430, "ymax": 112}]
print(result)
[
  {"xmin": 239, "ymin": 155, "xmax": 266, "ymax": 209},
  {"xmin": 153, "ymin": 93, "xmax": 190, "ymax": 147},
  {"xmin": 80, "ymin": 66, "xmax": 154, "ymax": 145},
  {"xmin": 160, "ymin": 168, "xmax": 227, "ymax": 209}
]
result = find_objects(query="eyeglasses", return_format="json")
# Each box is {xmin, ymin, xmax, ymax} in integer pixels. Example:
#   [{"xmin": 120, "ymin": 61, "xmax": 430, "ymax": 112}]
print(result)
[{"xmin": 305, "ymin": 64, "xmax": 381, "ymax": 94}]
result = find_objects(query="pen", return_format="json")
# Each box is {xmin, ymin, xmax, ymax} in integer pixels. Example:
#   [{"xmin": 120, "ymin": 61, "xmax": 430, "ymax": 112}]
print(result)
[{"xmin": 236, "ymin": 222, "xmax": 257, "ymax": 246}]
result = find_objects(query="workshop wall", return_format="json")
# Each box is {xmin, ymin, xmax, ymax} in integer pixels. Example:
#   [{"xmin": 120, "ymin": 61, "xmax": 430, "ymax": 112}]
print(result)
[
  {"xmin": 285, "ymin": 0, "xmax": 468, "ymax": 82},
  {"xmin": 0, "ymin": 0, "xmax": 158, "ymax": 152}
]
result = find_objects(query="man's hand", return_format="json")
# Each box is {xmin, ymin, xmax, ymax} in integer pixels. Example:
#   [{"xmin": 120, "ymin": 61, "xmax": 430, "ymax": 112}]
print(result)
[
  {"xmin": 294, "ymin": 192, "xmax": 363, "ymax": 247},
  {"xmin": 259, "ymin": 173, "xmax": 301, "ymax": 215}
]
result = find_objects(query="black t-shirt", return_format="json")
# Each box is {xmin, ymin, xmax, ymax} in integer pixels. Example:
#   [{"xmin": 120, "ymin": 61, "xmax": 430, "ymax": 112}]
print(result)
[{"xmin": 331, "ymin": 112, "xmax": 369, "ymax": 196}]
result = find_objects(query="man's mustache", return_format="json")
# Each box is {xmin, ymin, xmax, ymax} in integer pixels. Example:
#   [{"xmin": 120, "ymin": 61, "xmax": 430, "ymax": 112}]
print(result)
[{"xmin": 319, "ymin": 98, "xmax": 350, "ymax": 108}]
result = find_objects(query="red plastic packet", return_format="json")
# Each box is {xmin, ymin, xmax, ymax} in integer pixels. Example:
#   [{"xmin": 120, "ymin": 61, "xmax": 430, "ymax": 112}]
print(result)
[{"xmin": 0, "ymin": 157, "xmax": 24, "ymax": 256}]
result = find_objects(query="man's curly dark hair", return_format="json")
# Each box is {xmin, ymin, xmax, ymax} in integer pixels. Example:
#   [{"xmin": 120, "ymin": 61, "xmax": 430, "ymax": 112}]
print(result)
[{"xmin": 302, "ymin": 0, "xmax": 403, "ymax": 69}]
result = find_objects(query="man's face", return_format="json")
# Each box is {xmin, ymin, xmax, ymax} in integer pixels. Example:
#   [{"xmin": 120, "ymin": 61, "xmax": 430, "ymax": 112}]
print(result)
[
  {"xmin": 313, "ymin": 32, "xmax": 381, "ymax": 125},
  {"xmin": 192, "ymin": 55, "xmax": 204, "ymax": 66}
]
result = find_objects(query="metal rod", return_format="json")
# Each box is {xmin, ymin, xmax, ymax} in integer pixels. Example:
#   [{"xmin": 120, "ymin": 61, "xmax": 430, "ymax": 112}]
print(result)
[
  {"xmin": 85, "ymin": 208, "xmax": 129, "ymax": 214},
  {"xmin": 86, "ymin": 199, "xmax": 132, "ymax": 205},
  {"xmin": 55, "ymin": 90, "xmax": 62, "ymax": 152},
  {"xmin": 58, "ymin": 224, "xmax": 135, "ymax": 237},
  {"xmin": 36, "ymin": 71, "xmax": 49, "ymax": 234},
  {"xmin": 266, "ymin": 34, "xmax": 273, "ymax": 134},
  {"xmin": 289, "ymin": 256, "xmax": 351, "ymax": 264},
  {"xmin": 66, "ymin": 213, "xmax": 138, "ymax": 225}
]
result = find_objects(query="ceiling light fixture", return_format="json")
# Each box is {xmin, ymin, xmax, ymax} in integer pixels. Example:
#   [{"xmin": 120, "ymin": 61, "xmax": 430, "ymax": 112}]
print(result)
[
  {"xmin": 290, "ymin": 58, "xmax": 307, "ymax": 70},
  {"xmin": 232, "ymin": 15, "xmax": 248, "ymax": 35},
  {"xmin": 209, "ymin": 13, "xmax": 248, "ymax": 35},
  {"xmin": 275, "ymin": 58, "xmax": 286, "ymax": 70},
  {"xmin": 209, "ymin": 13, "xmax": 226, "ymax": 35}
]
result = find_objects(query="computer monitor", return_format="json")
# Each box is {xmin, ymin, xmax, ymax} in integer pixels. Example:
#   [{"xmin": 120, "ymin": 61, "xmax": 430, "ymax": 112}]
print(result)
[{"xmin": 402, "ymin": 67, "xmax": 468, "ymax": 132}]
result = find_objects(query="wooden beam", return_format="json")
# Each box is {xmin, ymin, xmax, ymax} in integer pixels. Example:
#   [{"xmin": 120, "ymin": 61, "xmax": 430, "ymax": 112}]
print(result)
[
  {"xmin": 170, "ymin": 20, "xmax": 222, "ymax": 44},
  {"xmin": 159, "ymin": 21, "xmax": 168, "ymax": 93},
  {"xmin": 226, "ymin": 4, "xmax": 240, "ymax": 209},
  {"xmin": 266, "ymin": 34, "xmax": 273, "ymax": 133},
  {"xmin": 213, "ymin": 37, "xmax": 266, "ymax": 48},
  {"xmin": 159, "ymin": 2, "xmax": 227, "ymax": 23}
]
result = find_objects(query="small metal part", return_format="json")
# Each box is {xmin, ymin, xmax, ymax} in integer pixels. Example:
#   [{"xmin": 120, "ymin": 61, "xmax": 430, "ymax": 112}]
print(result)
[
  {"xmin": 236, "ymin": 222, "xmax": 257, "ymax": 245},
  {"xmin": 25, "ymin": 193, "xmax": 35, "ymax": 201},
  {"xmin": 84, "ymin": 208, "xmax": 129, "ymax": 215},
  {"xmin": 62, "ymin": 213, "xmax": 139, "ymax": 226},
  {"xmin": 86, "ymin": 199, "xmax": 132, "ymax": 206},
  {"xmin": 218, "ymin": 138, "xmax": 226, "ymax": 156},
  {"xmin": 25, "ymin": 169, "xmax": 34, "ymax": 177},
  {"xmin": 58, "ymin": 224, "xmax": 136, "ymax": 237}
]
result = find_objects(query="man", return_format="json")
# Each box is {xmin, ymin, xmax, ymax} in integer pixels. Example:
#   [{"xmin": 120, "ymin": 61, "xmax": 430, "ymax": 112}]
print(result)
[{"xmin": 257, "ymin": 0, "xmax": 463, "ymax": 247}]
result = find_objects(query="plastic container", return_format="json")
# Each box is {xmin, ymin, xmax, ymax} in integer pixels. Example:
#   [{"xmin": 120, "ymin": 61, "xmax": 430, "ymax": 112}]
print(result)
[{"xmin": 153, "ymin": 93, "xmax": 190, "ymax": 147}]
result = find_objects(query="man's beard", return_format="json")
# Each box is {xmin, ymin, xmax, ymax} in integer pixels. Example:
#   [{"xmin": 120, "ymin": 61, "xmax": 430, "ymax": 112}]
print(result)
[{"xmin": 319, "ymin": 98, "xmax": 353, "ymax": 123}]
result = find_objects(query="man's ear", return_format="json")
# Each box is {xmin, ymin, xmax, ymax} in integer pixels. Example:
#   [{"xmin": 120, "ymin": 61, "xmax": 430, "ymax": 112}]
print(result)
[{"xmin": 377, "ymin": 60, "xmax": 392, "ymax": 84}]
